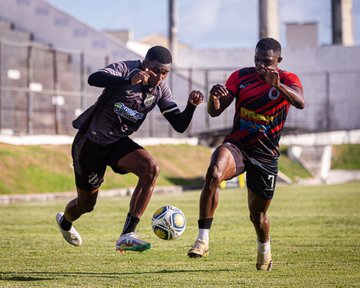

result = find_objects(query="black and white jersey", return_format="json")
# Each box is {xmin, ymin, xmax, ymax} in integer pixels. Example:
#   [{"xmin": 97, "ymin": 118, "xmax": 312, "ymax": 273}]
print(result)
[{"xmin": 73, "ymin": 60, "xmax": 178, "ymax": 145}]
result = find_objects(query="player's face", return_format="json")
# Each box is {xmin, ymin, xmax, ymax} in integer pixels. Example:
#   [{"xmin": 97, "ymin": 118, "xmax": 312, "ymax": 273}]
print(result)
[
  {"xmin": 144, "ymin": 60, "xmax": 171, "ymax": 87},
  {"xmin": 254, "ymin": 48, "xmax": 281, "ymax": 76}
]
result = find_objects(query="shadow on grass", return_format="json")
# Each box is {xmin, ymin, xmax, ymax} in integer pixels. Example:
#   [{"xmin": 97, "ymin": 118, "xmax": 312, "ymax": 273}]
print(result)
[
  {"xmin": 0, "ymin": 267, "xmax": 236, "ymax": 281},
  {"xmin": 0, "ymin": 275, "xmax": 52, "ymax": 281},
  {"xmin": 165, "ymin": 177, "xmax": 204, "ymax": 189}
]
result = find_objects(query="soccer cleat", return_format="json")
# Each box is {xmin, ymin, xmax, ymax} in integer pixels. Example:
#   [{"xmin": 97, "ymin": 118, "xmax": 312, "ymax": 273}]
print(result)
[
  {"xmin": 56, "ymin": 212, "xmax": 82, "ymax": 246},
  {"xmin": 256, "ymin": 249, "xmax": 273, "ymax": 271},
  {"xmin": 115, "ymin": 232, "xmax": 151, "ymax": 254},
  {"xmin": 187, "ymin": 239, "xmax": 209, "ymax": 258}
]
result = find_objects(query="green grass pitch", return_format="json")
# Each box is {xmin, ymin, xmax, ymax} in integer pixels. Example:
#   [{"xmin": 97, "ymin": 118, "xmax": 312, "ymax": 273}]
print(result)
[{"xmin": 0, "ymin": 182, "xmax": 359, "ymax": 287}]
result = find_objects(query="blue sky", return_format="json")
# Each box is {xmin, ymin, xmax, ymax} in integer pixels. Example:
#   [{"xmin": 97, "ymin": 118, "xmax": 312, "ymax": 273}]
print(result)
[{"xmin": 46, "ymin": 0, "xmax": 360, "ymax": 49}]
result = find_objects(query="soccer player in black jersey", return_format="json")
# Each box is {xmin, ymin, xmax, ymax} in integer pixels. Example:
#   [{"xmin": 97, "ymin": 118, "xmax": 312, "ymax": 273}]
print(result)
[
  {"xmin": 56, "ymin": 46, "xmax": 203, "ymax": 253},
  {"xmin": 187, "ymin": 38, "xmax": 304, "ymax": 271}
]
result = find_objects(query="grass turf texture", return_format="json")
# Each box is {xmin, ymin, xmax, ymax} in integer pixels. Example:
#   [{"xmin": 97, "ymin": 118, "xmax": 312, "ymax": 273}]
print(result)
[{"xmin": 0, "ymin": 183, "xmax": 359, "ymax": 287}]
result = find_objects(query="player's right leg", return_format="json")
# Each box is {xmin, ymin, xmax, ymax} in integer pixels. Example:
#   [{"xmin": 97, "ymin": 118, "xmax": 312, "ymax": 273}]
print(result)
[{"xmin": 188, "ymin": 143, "xmax": 244, "ymax": 258}]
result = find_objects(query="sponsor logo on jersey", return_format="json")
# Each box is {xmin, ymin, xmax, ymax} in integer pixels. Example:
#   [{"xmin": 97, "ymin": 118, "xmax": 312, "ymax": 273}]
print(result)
[
  {"xmin": 239, "ymin": 83, "xmax": 251, "ymax": 89},
  {"xmin": 268, "ymin": 87, "xmax": 280, "ymax": 100},
  {"xmin": 144, "ymin": 94, "xmax": 156, "ymax": 107},
  {"xmin": 114, "ymin": 102, "xmax": 144, "ymax": 122},
  {"xmin": 239, "ymin": 119, "xmax": 270, "ymax": 133},
  {"xmin": 240, "ymin": 107, "xmax": 274, "ymax": 123},
  {"xmin": 239, "ymin": 107, "xmax": 272, "ymax": 133}
]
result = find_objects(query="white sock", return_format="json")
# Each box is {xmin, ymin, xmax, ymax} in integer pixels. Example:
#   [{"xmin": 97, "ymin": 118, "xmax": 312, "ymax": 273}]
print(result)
[
  {"xmin": 257, "ymin": 238, "xmax": 271, "ymax": 254},
  {"xmin": 197, "ymin": 229, "xmax": 210, "ymax": 242}
]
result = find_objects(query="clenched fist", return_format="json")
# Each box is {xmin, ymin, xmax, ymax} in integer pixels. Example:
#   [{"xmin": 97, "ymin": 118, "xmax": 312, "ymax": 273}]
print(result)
[
  {"xmin": 131, "ymin": 68, "xmax": 157, "ymax": 85},
  {"xmin": 188, "ymin": 90, "xmax": 204, "ymax": 106},
  {"xmin": 210, "ymin": 84, "xmax": 228, "ymax": 110}
]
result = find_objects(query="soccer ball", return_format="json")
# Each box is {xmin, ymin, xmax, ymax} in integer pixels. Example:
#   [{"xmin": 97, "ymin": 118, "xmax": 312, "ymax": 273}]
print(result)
[{"xmin": 151, "ymin": 205, "xmax": 186, "ymax": 240}]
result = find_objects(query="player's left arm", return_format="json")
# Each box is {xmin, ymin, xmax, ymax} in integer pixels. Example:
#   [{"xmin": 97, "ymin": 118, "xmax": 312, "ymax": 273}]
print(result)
[
  {"xmin": 163, "ymin": 90, "xmax": 204, "ymax": 133},
  {"xmin": 265, "ymin": 67, "xmax": 305, "ymax": 109}
]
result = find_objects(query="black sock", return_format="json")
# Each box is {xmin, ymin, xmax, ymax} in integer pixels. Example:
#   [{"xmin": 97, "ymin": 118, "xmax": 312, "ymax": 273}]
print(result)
[
  {"xmin": 60, "ymin": 216, "xmax": 72, "ymax": 231},
  {"xmin": 198, "ymin": 218, "xmax": 213, "ymax": 230},
  {"xmin": 122, "ymin": 213, "xmax": 140, "ymax": 235}
]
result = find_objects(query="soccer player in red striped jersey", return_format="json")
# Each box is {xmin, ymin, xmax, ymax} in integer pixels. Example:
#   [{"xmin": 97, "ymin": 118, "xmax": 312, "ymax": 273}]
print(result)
[{"xmin": 188, "ymin": 38, "xmax": 304, "ymax": 271}]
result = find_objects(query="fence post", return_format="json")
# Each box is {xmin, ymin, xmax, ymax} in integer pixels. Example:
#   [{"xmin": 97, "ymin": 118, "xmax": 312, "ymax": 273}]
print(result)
[
  {"xmin": 325, "ymin": 71, "xmax": 331, "ymax": 131},
  {"xmin": 187, "ymin": 67, "xmax": 193, "ymax": 136},
  {"xmin": 223, "ymin": 72, "xmax": 228, "ymax": 127},
  {"xmin": 0, "ymin": 40, "xmax": 2, "ymax": 132},
  {"xmin": 80, "ymin": 52, "xmax": 86, "ymax": 110},
  {"xmin": 52, "ymin": 48, "xmax": 61, "ymax": 134},
  {"xmin": 26, "ymin": 45, "xmax": 33, "ymax": 135},
  {"xmin": 105, "ymin": 55, "xmax": 110, "ymax": 66},
  {"xmin": 204, "ymin": 69, "xmax": 210, "ymax": 130},
  {"xmin": 149, "ymin": 110, "xmax": 154, "ymax": 137},
  {"xmin": 168, "ymin": 69, "xmax": 174, "ymax": 137}
]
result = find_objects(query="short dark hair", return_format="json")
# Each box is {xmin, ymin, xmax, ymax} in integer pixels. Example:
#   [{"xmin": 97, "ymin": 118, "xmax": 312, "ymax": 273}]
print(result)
[
  {"xmin": 145, "ymin": 46, "xmax": 172, "ymax": 64},
  {"xmin": 256, "ymin": 38, "xmax": 281, "ymax": 54}
]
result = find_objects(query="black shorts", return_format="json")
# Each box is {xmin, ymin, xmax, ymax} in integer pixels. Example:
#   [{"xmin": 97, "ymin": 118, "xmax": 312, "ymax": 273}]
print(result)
[
  {"xmin": 72, "ymin": 132, "xmax": 144, "ymax": 191},
  {"xmin": 222, "ymin": 142, "xmax": 278, "ymax": 200}
]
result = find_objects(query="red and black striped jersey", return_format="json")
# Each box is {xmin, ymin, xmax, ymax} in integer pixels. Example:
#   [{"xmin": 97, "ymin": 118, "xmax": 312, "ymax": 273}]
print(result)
[{"xmin": 224, "ymin": 67, "xmax": 303, "ymax": 159}]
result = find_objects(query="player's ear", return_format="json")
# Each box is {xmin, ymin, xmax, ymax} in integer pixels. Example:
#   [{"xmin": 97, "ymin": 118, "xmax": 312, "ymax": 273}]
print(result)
[{"xmin": 277, "ymin": 56, "xmax": 282, "ymax": 64}]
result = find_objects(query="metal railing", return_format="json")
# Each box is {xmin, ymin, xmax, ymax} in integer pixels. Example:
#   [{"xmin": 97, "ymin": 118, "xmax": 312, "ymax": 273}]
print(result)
[{"xmin": 1, "ymin": 39, "xmax": 360, "ymax": 137}]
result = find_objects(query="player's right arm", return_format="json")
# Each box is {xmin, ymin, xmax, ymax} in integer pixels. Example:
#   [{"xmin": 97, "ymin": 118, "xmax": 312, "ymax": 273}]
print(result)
[
  {"xmin": 88, "ymin": 67, "xmax": 156, "ymax": 87},
  {"xmin": 207, "ymin": 84, "xmax": 234, "ymax": 117},
  {"xmin": 88, "ymin": 71, "xmax": 131, "ymax": 87}
]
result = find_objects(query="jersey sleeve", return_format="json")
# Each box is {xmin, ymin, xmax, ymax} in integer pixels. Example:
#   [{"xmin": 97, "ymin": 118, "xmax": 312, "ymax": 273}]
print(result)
[
  {"xmin": 98, "ymin": 62, "xmax": 129, "ymax": 77},
  {"xmin": 225, "ymin": 70, "xmax": 240, "ymax": 96},
  {"xmin": 282, "ymin": 71, "xmax": 303, "ymax": 91},
  {"xmin": 157, "ymin": 82, "xmax": 179, "ymax": 115}
]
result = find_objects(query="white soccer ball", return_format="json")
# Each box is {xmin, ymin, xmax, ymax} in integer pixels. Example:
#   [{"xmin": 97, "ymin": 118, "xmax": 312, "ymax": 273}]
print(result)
[{"xmin": 151, "ymin": 205, "xmax": 186, "ymax": 240}]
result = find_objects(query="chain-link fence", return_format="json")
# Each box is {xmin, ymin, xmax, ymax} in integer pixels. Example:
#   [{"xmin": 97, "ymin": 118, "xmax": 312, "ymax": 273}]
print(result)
[
  {"xmin": 1, "ymin": 39, "xmax": 360, "ymax": 138},
  {"xmin": 172, "ymin": 67, "xmax": 360, "ymax": 137}
]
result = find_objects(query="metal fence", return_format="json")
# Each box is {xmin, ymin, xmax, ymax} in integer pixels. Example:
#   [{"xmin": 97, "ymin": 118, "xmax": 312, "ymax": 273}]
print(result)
[
  {"xmin": 0, "ymin": 39, "xmax": 107, "ymax": 135},
  {"xmin": 1, "ymin": 39, "xmax": 360, "ymax": 138},
  {"xmin": 170, "ymin": 67, "xmax": 360, "ymax": 137}
]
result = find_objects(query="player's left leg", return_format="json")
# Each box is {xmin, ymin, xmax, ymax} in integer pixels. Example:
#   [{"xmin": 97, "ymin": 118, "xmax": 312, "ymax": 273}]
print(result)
[
  {"xmin": 64, "ymin": 187, "xmax": 99, "ymax": 222},
  {"xmin": 56, "ymin": 133, "xmax": 106, "ymax": 247},
  {"xmin": 56, "ymin": 187, "xmax": 99, "ymax": 246},
  {"xmin": 113, "ymin": 147, "xmax": 159, "ymax": 253},
  {"xmin": 248, "ymin": 188, "xmax": 273, "ymax": 271}
]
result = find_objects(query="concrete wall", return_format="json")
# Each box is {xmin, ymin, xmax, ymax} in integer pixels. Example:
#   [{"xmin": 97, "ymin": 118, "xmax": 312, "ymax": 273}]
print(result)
[
  {"xmin": 177, "ymin": 45, "xmax": 360, "ymax": 133},
  {"xmin": 0, "ymin": 0, "xmax": 359, "ymax": 136},
  {"xmin": 0, "ymin": 0, "xmax": 140, "ymax": 61}
]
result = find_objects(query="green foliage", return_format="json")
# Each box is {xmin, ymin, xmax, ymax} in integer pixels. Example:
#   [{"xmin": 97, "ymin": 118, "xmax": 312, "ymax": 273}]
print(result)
[
  {"xmin": 279, "ymin": 147, "xmax": 311, "ymax": 179},
  {"xmin": 0, "ymin": 143, "xmax": 358, "ymax": 195},
  {"xmin": 0, "ymin": 143, "xmax": 211, "ymax": 195},
  {"xmin": 0, "ymin": 183, "xmax": 359, "ymax": 287},
  {"xmin": 332, "ymin": 144, "xmax": 360, "ymax": 169}
]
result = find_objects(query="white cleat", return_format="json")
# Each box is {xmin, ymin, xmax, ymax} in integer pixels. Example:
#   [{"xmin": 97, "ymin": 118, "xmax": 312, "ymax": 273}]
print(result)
[
  {"xmin": 187, "ymin": 239, "xmax": 209, "ymax": 258},
  {"xmin": 56, "ymin": 212, "xmax": 82, "ymax": 246},
  {"xmin": 115, "ymin": 232, "xmax": 151, "ymax": 254},
  {"xmin": 256, "ymin": 249, "xmax": 273, "ymax": 271}
]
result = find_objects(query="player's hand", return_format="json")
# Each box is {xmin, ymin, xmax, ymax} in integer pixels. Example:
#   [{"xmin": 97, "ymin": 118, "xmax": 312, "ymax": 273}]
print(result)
[
  {"xmin": 263, "ymin": 66, "xmax": 280, "ymax": 87},
  {"xmin": 210, "ymin": 84, "xmax": 227, "ymax": 110},
  {"xmin": 131, "ymin": 68, "xmax": 157, "ymax": 85},
  {"xmin": 188, "ymin": 90, "xmax": 204, "ymax": 106}
]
